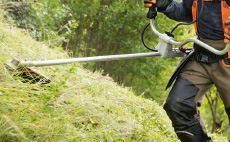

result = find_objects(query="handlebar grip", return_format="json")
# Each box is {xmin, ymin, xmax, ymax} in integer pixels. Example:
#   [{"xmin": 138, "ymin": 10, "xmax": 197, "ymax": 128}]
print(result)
[
  {"xmin": 144, "ymin": 0, "xmax": 157, "ymax": 19},
  {"xmin": 147, "ymin": 6, "xmax": 157, "ymax": 19},
  {"xmin": 149, "ymin": 19, "xmax": 230, "ymax": 55}
]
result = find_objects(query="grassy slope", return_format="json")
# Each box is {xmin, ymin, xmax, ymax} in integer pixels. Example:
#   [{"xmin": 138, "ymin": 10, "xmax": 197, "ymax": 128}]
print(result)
[{"xmin": 0, "ymin": 14, "xmax": 228, "ymax": 141}]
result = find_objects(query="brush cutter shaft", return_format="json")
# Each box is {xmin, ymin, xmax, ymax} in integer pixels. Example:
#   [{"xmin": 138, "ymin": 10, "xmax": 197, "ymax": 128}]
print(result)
[
  {"xmin": 150, "ymin": 19, "xmax": 230, "ymax": 55},
  {"xmin": 16, "ymin": 52, "xmax": 161, "ymax": 68},
  {"xmin": 9, "ymin": 18, "xmax": 229, "ymax": 69}
]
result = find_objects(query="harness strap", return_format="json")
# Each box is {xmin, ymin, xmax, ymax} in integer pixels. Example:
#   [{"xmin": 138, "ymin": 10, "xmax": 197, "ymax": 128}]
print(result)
[
  {"xmin": 192, "ymin": 1, "xmax": 199, "ymax": 34},
  {"xmin": 222, "ymin": 1, "xmax": 230, "ymax": 30},
  {"xmin": 192, "ymin": 0, "xmax": 230, "ymax": 35}
]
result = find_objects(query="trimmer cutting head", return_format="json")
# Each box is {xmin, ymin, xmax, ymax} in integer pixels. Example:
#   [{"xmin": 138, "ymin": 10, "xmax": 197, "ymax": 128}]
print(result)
[
  {"xmin": 15, "ymin": 67, "xmax": 51, "ymax": 84},
  {"xmin": 6, "ymin": 59, "xmax": 51, "ymax": 84}
]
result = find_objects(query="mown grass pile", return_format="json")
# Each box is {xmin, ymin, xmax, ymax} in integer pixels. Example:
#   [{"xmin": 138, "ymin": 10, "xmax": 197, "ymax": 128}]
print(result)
[{"xmin": 0, "ymin": 12, "xmax": 228, "ymax": 142}]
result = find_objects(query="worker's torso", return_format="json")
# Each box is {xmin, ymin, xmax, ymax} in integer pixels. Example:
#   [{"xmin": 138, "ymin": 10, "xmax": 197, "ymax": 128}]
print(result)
[
  {"xmin": 187, "ymin": 0, "xmax": 224, "ymax": 40},
  {"xmin": 196, "ymin": 1, "xmax": 223, "ymax": 40}
]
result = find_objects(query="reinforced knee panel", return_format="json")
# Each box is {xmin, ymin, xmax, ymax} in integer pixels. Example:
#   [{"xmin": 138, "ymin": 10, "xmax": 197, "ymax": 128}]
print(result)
[{"xmin": 164, "ymin": 76, "xmax": 210, "ymax": 142}]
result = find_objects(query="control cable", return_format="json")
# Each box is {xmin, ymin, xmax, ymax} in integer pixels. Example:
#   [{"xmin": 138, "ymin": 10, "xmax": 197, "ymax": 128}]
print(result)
[{"xmin": 142, "ymin": 0, "xmax": 204, "ymax": 51}]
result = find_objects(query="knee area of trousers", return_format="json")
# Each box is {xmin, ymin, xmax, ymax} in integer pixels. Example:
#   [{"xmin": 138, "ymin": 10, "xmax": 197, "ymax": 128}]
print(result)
[{"xmin": 163, "ymin": 98, "xmax": 183, "ymax": 113}]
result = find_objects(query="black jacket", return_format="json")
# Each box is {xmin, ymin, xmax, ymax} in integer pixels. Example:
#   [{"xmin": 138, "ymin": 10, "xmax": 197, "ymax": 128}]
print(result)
[{"xmin": 160, "ymin": 0, "xmax": 224, "ymax": 40}]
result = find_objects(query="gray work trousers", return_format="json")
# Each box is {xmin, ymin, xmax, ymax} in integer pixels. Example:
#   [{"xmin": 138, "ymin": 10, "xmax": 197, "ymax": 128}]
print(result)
[{"xmin": 164, "ymin": 38, "xmax": 230, "ymax": 142}]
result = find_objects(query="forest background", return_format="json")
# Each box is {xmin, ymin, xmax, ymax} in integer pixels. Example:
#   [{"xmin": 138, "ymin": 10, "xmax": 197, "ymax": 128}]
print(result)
[{"xmin": 1, "ymin": 0, "xmax": 229, "ymax": 139}]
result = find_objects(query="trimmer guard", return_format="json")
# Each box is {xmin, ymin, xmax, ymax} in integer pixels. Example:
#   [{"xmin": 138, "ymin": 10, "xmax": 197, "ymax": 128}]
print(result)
[
  {"xmin": 14, "ymin": 67, "xmax": 51, "ymax": 84},
  {"xmin": 165, "ymin": 50, "xmax": 195, "ymax": 90}
]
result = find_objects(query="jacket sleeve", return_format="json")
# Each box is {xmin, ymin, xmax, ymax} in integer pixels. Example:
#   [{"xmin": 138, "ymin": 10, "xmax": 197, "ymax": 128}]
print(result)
[{"xmin": 159, "ymin": 0, "xmax": 193, "ymax": 23}]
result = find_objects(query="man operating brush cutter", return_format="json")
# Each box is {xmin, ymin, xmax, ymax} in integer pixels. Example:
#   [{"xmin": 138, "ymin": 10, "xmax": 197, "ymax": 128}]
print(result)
[{"xmin": 144, "ymin": 0, "xmax": 230, "ymax": 141}]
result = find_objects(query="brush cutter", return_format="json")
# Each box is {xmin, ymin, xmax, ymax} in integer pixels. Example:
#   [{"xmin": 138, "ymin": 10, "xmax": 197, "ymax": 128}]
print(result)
[{"xmin": 6, "ymin": 1, "xmax": 230, "ymax": 85}]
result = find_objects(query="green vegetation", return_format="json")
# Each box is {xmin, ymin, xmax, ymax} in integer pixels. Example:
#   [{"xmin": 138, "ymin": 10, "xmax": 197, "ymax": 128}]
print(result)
[
  {"xmin": 0, "ymin": 0, "xmax": 229, "ymax": 141},
  {"xmin": 3, "ymin": 0, "xmax": 182, "ymax": 101},
  {"xmin": 0, "ymin": 9, "xmax": 228, "ymax": 141}
]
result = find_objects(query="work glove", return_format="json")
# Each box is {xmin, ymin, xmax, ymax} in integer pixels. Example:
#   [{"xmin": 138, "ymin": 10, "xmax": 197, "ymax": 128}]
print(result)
[{"xmin": 224, "ymin": 16, "xmax": 230, "ymax": 44}]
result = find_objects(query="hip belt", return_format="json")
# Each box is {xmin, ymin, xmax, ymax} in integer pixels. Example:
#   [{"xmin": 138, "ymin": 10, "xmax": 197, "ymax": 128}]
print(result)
[{"xmin": 194, "ymin": 43, "xmax": 228, "ymax": 63}]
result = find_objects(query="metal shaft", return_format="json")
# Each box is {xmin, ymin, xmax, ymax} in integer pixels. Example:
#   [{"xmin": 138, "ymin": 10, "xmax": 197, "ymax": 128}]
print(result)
[{"xmin": 15, "ymin": 52, "xmax": 161, "ymax": 68}]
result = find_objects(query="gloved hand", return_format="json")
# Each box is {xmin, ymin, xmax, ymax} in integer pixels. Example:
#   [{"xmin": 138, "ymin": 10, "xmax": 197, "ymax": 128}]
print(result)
[{"xmin": 224, "ymin": 16, "xmax": 230, "ymax": 44}]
